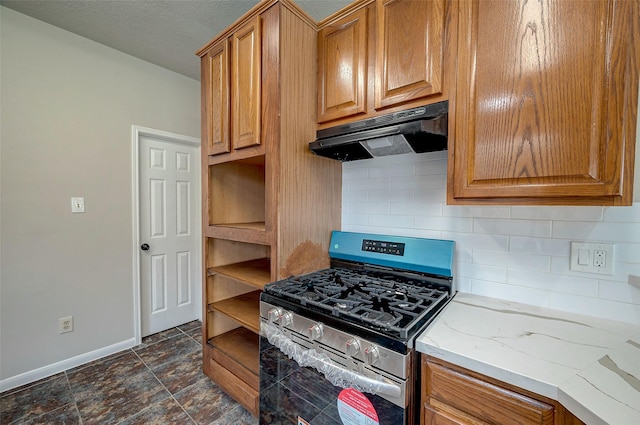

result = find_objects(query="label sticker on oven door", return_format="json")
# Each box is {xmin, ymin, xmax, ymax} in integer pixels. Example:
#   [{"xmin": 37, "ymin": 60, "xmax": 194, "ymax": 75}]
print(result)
[
  {"xmin": 297, "ymin": 417, "xmax": 310, "ymax": 425},
  {"xmin": 337, "ymin": 388, "xmax": 379, "ymax": 425}
]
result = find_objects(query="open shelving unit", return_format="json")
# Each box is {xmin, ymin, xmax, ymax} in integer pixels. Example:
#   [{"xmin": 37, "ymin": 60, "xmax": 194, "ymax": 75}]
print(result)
[{"xmin": 197, "ymin": 0, "xmax": 342, "ymax": 416}]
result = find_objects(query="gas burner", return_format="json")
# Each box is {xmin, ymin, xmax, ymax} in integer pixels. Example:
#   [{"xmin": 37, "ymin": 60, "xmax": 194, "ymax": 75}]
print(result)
[
  {"xmin": 330, "ymin": 273, "xmax": 345, "ymax": 285},
  {"xmin": 327, "ymin": 298, "xmax": 361, "ymax": 310},
  {"xmin": 364, "ymin": 311, "xmax": 396, "ymax": 325},
  {"xmin": 302, "ymin": 292, "xmax": 320, "ymax": 301}
]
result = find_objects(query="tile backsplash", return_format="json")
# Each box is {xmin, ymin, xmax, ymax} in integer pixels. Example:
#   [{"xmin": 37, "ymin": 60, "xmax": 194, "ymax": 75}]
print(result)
[{"xmin": 342, "ymin": 151, "xmax": 640, "ymax": 325}]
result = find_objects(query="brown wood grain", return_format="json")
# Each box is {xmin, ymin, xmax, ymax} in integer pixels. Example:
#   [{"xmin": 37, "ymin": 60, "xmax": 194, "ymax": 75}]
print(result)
[
  {"xmin": 210, "ymin": 327, "xmax": 260, "ymax": 387},
  {"xmin": 209, "ymin": 357, "xmax": 259, "ymax": 416},
  {"xmin": 210, "ymin": 291, "xmax": 260, "ymax": 333},
  {"xmin": 375, "ymin": 0, "xmax": 444, "ymax": 109},
  {"xmin": 317, "ymin": 7, "xmax": 368, "ymax": 123},
  {"xmin": 276, "ymin": 3, "xmax": 342, "ymax": 280},
  {"xmin": 448, "ymin": 0, "xmax": 639, "ymax": 205},
  {"xmin": 208, "ymin": 158, "xmax": 265, "ymax": 226},
  {"xmin": 197, "ymin": 1, "xmax": 341, "ymax": 411},
  {"xmin": 203, "ymin": 39, "xmax": 230, "ymax": 155},
  {"xmin": 317, "ymin": 0, "xmax": 455, "ymax": 130},
  {"xmin": 422, "ymin": 356, "xmax": 586, "ymax": 425},
  {"xmin": 208, "ymin": 258, "xmax": 271, "ymax": 289},
  {"xmin": 232, "ymin": 16, "xmax": 262, "ymax": 150}
]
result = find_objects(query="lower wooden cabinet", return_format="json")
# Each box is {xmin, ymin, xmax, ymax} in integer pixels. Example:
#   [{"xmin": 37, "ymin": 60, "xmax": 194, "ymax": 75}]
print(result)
[{"xmin": 422, "ymin": 356, "xmax": 585, "ymax": 425}]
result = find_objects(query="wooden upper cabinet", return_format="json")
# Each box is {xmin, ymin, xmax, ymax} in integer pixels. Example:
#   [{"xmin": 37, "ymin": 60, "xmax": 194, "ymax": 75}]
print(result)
[
  {"xmin": 317, "ymin": 7, "xmax": 368, "ymax": 123},
  {"xmin": 200, "ymin": 15, "xmax": 262, "ymax": 157},
  {"xmin": 448, "ymin": 0, "xmax": 639, "ymax": 205},
  {"xmin": 232, "ymin": 16, "xmax": 262, "ymax": 150},
  {"xmin": 375, "ymin": 0, "xmax": 444, "ymax": 109},
  {"xmin": 203, "ymin": 39, "xmax": 230, "ymax": 156},
  {"xmin": 317, "ymin": 0, "xmax": 451, "ymax": 128}
]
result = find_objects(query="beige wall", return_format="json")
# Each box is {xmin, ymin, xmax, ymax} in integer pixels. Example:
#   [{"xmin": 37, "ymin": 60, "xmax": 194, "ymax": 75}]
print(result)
[{"xmin": 0, "ymin": 7, "xmax": 200, "ymax": 383}]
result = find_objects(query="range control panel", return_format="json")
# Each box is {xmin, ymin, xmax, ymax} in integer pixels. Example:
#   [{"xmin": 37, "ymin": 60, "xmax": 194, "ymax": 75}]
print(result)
[
  {"xmin": 362, "ymin": 239, "xmax": 405, "ymax": 256},
  {"xmin": 329, "ymin": 231, "xmax": 455, "ymax": 277}
]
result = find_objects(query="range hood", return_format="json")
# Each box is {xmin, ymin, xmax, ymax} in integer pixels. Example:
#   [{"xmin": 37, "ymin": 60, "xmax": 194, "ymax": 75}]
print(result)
[{"xmin": 310, "ymin": 101, "xmax": 448, "ymax": 162}]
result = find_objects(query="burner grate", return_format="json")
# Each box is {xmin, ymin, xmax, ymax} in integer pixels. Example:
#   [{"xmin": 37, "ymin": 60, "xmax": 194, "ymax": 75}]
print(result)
[{"xmin": 265, "ymin": 267, "xmax": 449, "ymax": 339}]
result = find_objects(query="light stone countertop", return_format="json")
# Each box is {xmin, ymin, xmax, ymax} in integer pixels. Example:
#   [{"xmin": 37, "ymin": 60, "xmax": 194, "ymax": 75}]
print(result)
[{"xmin": 415, "ymin": 293, "xmax": 640, "ymax": 425}]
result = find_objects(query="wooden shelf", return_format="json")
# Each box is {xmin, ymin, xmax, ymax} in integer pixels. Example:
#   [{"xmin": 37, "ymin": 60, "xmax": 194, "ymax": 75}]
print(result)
[
  {"xmin": 207, "ymin": 258, "xmax": 271, "ymax": 289},
  {"xmin": 208, "ymin": 149, "xmax": 266, "ymax": 166},
  {"xmin": 208, "ymin": 327, "xmax": 260, "ymax": 384},
  {"xmin": 205, "ymin": 223, "xmax": 268, "ymax": 245},
  {"xmin": 210, "ymin": 291, "xmax": 261, "ymax": 333}
]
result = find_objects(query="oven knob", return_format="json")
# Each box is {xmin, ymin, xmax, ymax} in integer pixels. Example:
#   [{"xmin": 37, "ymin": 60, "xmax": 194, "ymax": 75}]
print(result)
[
  {"xmin": 267, "ymin": 307, "xmax": 283, "ymax": 323},
  {"xmin": 346, "ymin": 339, "xmax": 360, "ymax": 356},
  {"xmin": 364, "ymin": 346, "xmax": 380, "ymax": 365},
  {"xmin": 308, "ymin": 324, "xmax": 323, "ymax": 341},
  {"xmin": 280, "ymin": 311, "xmax": 293, "ymax": 327}
]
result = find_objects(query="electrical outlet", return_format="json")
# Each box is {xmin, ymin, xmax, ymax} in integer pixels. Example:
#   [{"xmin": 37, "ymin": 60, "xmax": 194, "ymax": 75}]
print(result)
[
  {"xmin": 570, "ymin": 242, "xmax": 614, "ymax": 275},
  {"xmin": 59, "ymin": 316, "xmax": 73, "ymax": 334},
  {"xmin": 594, "ymin": 249, "xmax": 606, "ymax": 268}
]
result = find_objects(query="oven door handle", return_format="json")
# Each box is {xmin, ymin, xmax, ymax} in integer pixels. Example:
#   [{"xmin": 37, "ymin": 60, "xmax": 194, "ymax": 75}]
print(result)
[{"xmin": 261, "ymin": 321, "xmax": 402, "ymax": 398}]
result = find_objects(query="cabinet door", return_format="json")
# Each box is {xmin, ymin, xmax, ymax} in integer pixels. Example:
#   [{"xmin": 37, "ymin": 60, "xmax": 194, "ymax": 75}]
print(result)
[
  {"xmin": 449, "ymin": 0, "xmax": 639, "ymax": 205},
  {"xmin": 203, "ymin": 39, "xmax": 230, "ymax": 156},
  {"xmin": 232, "ymin": 16, "xmax": 262, "ymax": 150},
  {"xmin": 375, "ymin": 0, "xmax": 445, "ymax": 110},
  {"xmin": 318, "ymin": 7, "xmax": 368, "ymax": 123}
]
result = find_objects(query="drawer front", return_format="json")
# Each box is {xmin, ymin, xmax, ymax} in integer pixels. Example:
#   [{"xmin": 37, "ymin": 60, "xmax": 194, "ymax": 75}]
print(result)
[
  {"xmin": 210, "ymin": 358, "xmax": 259, "ymax": 416},
  {"xmin": 425, "ymin": 361, "xmax": 554, "ymax": 425}
]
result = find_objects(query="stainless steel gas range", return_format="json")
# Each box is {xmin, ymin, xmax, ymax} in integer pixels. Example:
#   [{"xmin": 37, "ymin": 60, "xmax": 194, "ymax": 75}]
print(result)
[{"xmin": 259, "ymin": 231, "xmax": 455, "ymax": 425}]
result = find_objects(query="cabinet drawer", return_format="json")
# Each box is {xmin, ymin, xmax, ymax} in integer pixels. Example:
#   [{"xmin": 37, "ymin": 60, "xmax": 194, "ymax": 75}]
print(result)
[
  {"xmin": 425, "ymin": 361, "xmax": 554, "ymax": 425},
  {"xmin": 209, "ymin": 357, "xmax": 259, "ymax": 416},
  {"xmin": 424, "ymin": 404, "xmax": 466, "ymax": 425}
]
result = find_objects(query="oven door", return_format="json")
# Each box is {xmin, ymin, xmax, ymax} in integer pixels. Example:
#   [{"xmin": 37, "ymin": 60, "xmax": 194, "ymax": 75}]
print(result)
[{"xmin": 259, "ymin": 321, "xmax": 412, "ymax": 425}]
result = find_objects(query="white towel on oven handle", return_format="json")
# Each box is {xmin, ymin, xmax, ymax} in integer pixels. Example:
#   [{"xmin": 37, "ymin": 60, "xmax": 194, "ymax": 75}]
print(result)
[{"xmin": 261, "ymin": 321, "xmax": 402, "ymax": 398}]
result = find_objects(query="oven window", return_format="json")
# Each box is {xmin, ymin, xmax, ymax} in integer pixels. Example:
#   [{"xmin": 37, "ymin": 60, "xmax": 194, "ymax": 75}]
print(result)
[{"xmin": 259, "ymin": 337, "xmax": 406, "ymax": 425}]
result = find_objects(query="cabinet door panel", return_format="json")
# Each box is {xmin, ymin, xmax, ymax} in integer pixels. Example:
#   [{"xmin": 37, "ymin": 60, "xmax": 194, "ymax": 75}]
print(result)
[
  {"xmin": 232, "ymin": 16, "xmax": 262, "ymax": 150},
  {"xmin": 375, "ymin": 0, "xmax": 445, "ymax": 109},
  {"xmin": 204, "ymin": 40, "xmax": 230, "ymax": 155},
  {"xmin": 318, "ymin": 8, "xmax": 368, "ymax": 123},
  {"xmin": 423, "ymin": 405, "xmax": 466, "ymax": 425},
  {"xmin": 450, "ymin": 0, "xmax": 639, "ymax": 204}
]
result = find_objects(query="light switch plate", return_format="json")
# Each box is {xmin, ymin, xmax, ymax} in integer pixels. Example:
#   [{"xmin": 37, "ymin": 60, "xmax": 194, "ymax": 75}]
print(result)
[
  {"xmin": 71, "ymin": 197, "xmax": 85, "ymax": 213},
  {"xmin": 570, "ymin": 241, "xmax": 614, "ymax": 275}
]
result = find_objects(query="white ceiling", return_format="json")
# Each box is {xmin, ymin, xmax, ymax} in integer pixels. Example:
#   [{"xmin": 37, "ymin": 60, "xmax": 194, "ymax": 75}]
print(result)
[{"xmin": 0, "ymin": 0, "xmax": 352, "ymax": 81}]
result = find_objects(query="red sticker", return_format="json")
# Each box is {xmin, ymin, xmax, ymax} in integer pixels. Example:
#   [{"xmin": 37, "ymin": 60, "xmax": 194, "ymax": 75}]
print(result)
[{"xmin": 337, "ymin": 388, "xmax": 380, "ymax": 425}]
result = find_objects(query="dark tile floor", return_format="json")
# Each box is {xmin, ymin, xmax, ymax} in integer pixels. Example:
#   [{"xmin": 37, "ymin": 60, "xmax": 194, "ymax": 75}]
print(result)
[{"xmin": 0, "ymin": 321, "xmax": 258, "ymax": 425}]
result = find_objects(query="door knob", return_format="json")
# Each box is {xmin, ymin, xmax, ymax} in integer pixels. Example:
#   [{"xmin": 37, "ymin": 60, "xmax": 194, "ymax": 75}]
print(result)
[{"xmin": 140, "ymin": 243, "xmax": 150, "ymax": 251}]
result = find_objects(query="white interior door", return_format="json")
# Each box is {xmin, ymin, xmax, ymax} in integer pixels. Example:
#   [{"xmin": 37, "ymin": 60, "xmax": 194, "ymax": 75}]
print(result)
[{"xmin": 138, "ymin": 133, "xmax": 201, "ymax": 337}]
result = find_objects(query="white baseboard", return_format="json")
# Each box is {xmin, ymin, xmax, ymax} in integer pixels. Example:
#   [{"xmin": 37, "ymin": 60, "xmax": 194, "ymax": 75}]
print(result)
[{"xmin": 0, "ymin": 338, "xmax": 136, "ymax": 393}]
